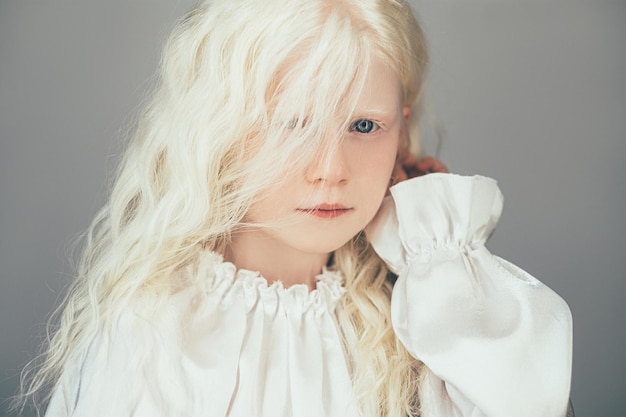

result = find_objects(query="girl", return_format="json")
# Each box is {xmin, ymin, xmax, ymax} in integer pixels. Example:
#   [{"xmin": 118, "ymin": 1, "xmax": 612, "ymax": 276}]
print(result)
[{"xmin": 19, "ymin": 0, "xmax": 572, "ymax": 416}]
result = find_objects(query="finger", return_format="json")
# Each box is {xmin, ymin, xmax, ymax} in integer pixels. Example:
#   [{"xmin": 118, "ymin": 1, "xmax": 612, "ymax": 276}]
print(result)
[
  {"xmin": 400, "ymin": 152, "xmax": 418, "ymax": 166},
  {"xmin": 415, "ymin": 157, "xmax": 448, "ymax": 174},
  {"xmin": 392, "ymin": 160, "xmax": 408, "ymax": 184}
]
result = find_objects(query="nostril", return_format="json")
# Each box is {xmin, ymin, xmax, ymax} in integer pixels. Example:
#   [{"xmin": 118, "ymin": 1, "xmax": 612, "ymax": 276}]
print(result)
[{"xmin": 304, "ymin": 158, "xmax": 350, "ymax": 185}]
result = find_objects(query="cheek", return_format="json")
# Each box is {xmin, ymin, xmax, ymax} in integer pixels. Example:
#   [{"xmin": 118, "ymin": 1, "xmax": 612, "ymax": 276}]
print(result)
[
  {"xmin": 243, "ymin": 182, "xmax": 295, "ymax": 224},
  {"xmin": 352, "ymin": 139, "xmax": 398, "ymax": 221},
  {"xmin": 355, "ymin": 138, "xmax": 398, "ymax": 185}
]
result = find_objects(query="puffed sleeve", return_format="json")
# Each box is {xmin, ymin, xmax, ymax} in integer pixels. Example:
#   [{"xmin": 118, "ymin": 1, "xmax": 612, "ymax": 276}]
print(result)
[{"xmin": 365, "ymin": 173, "xmax": 573, "ymax": 417}]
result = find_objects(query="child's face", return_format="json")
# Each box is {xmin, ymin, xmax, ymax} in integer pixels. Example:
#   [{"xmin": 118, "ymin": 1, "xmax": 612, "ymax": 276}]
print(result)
[{"xmin": 241, "ymin": 57, "xmax": 407, "ymax": 256}]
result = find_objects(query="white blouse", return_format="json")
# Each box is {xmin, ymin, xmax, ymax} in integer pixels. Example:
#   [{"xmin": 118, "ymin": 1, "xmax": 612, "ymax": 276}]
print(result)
[{"xmin": 46, "ymin": 173, "xmax": 572, "ymax": 417}]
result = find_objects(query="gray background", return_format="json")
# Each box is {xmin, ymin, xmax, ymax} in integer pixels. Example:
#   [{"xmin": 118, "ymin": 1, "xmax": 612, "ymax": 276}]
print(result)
[{"xmin": 1, "ymin": 0, "xmax": 624, "ymax": 416}]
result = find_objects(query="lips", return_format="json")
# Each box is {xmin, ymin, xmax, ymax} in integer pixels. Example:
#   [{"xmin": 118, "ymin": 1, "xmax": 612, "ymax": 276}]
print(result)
[{"xmin": 297, "ymin": 203, "xmax": 352, "ymax": 219}]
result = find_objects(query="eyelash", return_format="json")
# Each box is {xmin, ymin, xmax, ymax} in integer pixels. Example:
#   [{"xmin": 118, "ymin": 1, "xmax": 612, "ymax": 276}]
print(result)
[{"xmin": 350, "ymin": 119, "xmax": 380, "ymax": 134}]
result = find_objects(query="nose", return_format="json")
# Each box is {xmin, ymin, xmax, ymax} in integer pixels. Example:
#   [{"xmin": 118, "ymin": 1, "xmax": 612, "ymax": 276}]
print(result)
[{"xmin": 304, "ymin": 146, "xmax": 350, "ymax": 186}]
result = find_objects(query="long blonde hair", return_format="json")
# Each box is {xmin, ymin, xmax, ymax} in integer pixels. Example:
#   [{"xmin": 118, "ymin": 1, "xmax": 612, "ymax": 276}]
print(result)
[{"xmin": 18, "ymin": 0, "xmax": 429, "ymax": 415}]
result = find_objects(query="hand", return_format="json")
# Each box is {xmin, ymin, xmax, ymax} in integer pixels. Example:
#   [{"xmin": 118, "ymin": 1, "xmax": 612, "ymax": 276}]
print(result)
[{"xmin": 391, "ymin": 153, "xmax": 448, "ymax": 185}]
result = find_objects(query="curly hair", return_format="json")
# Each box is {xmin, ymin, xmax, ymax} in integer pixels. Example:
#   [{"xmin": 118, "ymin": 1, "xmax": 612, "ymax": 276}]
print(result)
[{"xmin": 17, "ymin": 1, "xmax": 430, "ymax": 416}]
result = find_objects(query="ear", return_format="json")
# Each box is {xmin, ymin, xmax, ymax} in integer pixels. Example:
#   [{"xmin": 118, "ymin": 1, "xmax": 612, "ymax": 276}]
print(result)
[
  {"xmin": 402, "ymin": 106, "xmax": 411, "ymax": 124},
  {"xmin": 397, "ymin": 106, "xmax": 412, "ymax": 157}
]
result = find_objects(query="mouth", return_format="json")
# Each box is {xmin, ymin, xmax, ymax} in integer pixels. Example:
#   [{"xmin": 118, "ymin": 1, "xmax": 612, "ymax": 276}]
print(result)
[{"xmin": 297, "ymin": 203, "xmax": 353, "ymax": 219}]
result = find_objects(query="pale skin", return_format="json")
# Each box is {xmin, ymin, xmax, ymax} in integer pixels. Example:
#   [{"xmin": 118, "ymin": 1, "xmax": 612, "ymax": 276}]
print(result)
[{"xmin": 227, "ymin": 57, "xmax": 447, "ymax": 290}]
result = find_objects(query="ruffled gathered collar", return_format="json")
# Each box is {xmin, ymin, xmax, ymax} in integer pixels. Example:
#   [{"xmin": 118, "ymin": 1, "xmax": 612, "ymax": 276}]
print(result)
[{"xmin": 179, "ymin": 251, "xmax": 346, "ymax": 317}]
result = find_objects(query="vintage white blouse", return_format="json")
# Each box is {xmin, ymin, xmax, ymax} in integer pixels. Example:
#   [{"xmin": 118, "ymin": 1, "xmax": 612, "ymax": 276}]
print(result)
[{"xmin": 46, "ymin": 173, "xmax": 573, "ymax": 417}]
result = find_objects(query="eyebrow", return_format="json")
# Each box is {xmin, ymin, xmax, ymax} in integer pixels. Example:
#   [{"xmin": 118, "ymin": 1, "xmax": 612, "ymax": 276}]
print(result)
[{"xmin": 351, "ymin": 108, "xmax": 399, "ymax": 119}]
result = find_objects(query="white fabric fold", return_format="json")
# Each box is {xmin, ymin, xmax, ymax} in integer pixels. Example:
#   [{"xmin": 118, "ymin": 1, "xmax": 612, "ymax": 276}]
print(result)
[
  {"xmin": 46, "ymin": 255, "xmax": 359, "ymax": 417},
  {"xmin": 46, "ymin": 173, "xmax": 572, "ymax": 417},
  {"xmin": 366, "ymin": 173, "xmax": 573, "ymax": 417}
]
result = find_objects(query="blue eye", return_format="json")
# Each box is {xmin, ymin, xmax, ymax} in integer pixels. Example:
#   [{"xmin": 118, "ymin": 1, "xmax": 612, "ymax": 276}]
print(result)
[{"xmin": 351, "ymin": 119, "xmax": 379, "ymax": 134}]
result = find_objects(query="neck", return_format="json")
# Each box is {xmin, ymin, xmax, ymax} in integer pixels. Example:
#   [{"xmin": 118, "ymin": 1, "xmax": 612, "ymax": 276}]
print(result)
[{"xmin": 226, "ymin": 229, "xmax": 330, "ymax": 291}]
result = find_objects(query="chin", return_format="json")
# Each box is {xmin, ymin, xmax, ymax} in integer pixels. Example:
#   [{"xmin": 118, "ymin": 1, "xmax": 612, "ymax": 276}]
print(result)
[{"xmin": 296, "ymin": 232, "xmax": 358, "ymax": 256}]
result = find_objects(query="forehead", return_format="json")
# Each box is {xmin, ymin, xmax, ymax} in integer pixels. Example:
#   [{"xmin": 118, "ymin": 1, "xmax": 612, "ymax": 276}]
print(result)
[
  {"xmin": 263, "ymin": 51, "xmax": 403, "ymax": 140},
  {"xmin": 354, "ymin": 57, "xmax": 403, "ymax": 114}
]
